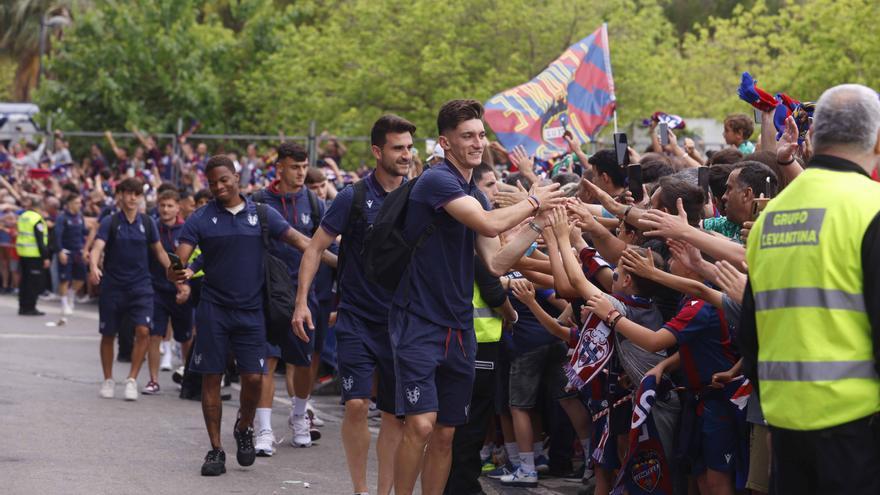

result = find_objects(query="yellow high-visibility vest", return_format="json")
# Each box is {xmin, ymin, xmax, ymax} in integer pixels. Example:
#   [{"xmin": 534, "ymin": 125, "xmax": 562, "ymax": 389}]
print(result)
[
  {"xmin": 16, "ymin": 210, "xmax": 45, "ymax": 258},
  {"xmin": 473, "ymin": 282, "xmax": 502, "ymax": 344}
]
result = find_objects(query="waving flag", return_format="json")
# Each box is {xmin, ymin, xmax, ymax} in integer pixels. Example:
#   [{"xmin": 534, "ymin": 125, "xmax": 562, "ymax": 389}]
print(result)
[{"xmin": 485, "ymin": 24, "xmax": 616, "ymax": 160}]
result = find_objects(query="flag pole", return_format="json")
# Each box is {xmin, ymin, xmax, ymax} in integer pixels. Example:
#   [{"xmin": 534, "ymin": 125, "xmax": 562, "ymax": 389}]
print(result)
[{"xmin": 613, "ymin": 110, "xmax": 619, "ymax": 134}]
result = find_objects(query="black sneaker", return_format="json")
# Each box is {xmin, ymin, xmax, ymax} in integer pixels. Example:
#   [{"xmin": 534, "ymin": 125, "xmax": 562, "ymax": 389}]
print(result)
[
  {"xmin": 201, "ymin": 449, "xmax": 226, "ymax": 476},
  {"xmin": 233, "ymin": 417, "xmax": 256, "ymax": 466}
]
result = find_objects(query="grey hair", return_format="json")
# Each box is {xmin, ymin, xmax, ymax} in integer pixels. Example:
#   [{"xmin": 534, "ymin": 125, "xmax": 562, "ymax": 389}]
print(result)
[{"xmin": 812, "ymin": 84, "xmax": 880, "ymax": 154}]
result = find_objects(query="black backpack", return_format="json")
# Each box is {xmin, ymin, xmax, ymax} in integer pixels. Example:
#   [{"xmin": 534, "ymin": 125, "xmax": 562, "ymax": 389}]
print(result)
[
  {"xmin": 255, "ymin": 203, "xmax": 296, "ymax": 346},
  {"xmin": 363, "ymin": 176, "xmax": 436, "ymax": 292},
  {"xmin": 251, "ymin": 188, "xmax": 321, "ymax": 235},
  {"xmin": 334, "ymin": 180, "xmax": 367, "ymax": 299}
]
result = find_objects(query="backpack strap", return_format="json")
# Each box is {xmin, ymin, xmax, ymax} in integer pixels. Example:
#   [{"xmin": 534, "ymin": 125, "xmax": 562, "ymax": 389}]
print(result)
[
  {"xmin": 345, "ymin": 180, "xmax": 367, "ymax": 239},
  {"xmin": 107, "ymin": 210, "xmax": 121, "ymax": 249},
  {"xmin": 251, "ymin": 189, "xmax": 264, "ymax": 204},
  {"xmin": 255, "ymin": 203, "xmax": 270, "ymax": 250},
  {"xmin": 306, "ymin": 189, "xmax": 321, "ymax": 236},
  {"xmin": 140, "ymin": 213, "xmax": 156, "ymax": 260}
]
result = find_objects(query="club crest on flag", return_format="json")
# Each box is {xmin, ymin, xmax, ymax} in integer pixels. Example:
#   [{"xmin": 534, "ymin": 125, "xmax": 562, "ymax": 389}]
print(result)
[{"xmin": 631, "ymin": 450, "xmax": 663, "ymax": 492}]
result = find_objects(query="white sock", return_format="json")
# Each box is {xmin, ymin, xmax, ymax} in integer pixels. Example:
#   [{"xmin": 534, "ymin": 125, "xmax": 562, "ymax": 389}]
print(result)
[
  {"xmin": 519, "ymin": 452, "xmax": 535, "ymax": 473},
  {"xmin": 480, "ymin": 444, "xmax": 493, "ymax": 460},
  {"xmin": 255, "ymin": 407, "xmax": 272, "ymax": 432},
  {"xmin": 292, "ymin": 396, "xmax": 307, "ymax": 416},
  {"xmin": 68, "ymin": 295, "xmax": 75, "ymax": 310},
  {"xmin": 60, "ymin": 294, "xmax": 68, "ymax": 307},
  {"xmin": 161, "ymin": 340, "xmax": 170, "ymax": 355},
  {"xmin": 505, "ymin": 442, "xmax": 519, "ymax": 462},
  {"xmin": 533, "ymin": 441, "xmax": 544, "ymax": 456}
]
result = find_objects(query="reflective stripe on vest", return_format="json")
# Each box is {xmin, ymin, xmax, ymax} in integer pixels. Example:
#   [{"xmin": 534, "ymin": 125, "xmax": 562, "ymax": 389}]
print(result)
[
  {"xmin": 472, "ymin": 282, "xmax": 502, "ymax": 344},
  {"xmin": 16, "ymin": 210, "xmax": 43, "ymax": 258},
  {"xmin": 747, "ymin": 167, "xmax": 880, "ymax": 430}
]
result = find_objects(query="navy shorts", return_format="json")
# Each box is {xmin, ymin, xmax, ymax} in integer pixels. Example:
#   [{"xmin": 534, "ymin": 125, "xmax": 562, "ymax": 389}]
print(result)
[
  {"xmin": 150, "ymin": 291, "xmax": 193, "ymax": 342},
  {"xmin": 389, "ymin": 306, "xmax": 476, "ymax": 426},
  {"xmin": 313, "ymin": 299, "xmax": 334, "ymax": 355},
  {"xmin": 59, "ymin": 253, "xmax": 86, "ymax": 282},
  {"xmin": 335, "ymin": 309, "xmax": 396, "ymax": 414},
  {"xmin": 99, "ymin": 288, "xmax": 152, "ymax": 336},
  {"xmin": 695, "ymin": 398, "xmax": 738, "ymax": 474},
  {"xmin": 190, "ymin": 300, "xmax": 267, "ymax": 375},
  {"xmin": 271, "ymin": 299, "xmax": 319, "ymax": 367}
]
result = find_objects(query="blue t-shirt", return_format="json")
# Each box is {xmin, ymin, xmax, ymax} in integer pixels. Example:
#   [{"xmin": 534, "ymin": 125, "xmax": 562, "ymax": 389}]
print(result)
[
  {"xmin": 150, "ymin": 221, "xmax": 184, "ymax": 294},
  {"xmin": 321, "ymin": 172, "xmax": 396, "ymax": 323},
  {"xmin": 257, "ymin": 183, "xmax": 325, "ymax": 283},
  {"xmin": 55, "ymin": 210, "xmax": 86, "ymax": 252},
  {"xmin": 663, "ymin": 296, "xmax": 739, "ymax": 391},
  {"xmin": 506, "ymin": 272, "xmax": 560, "ymax": 356},
  {"xmin": 179, "ymin": 196, "xmax": 290, "ymax": 310},
  {"xmin": 392, "ymin": 161, "xmax": 491, "ymax": 329},
  {"xmin": 97, "ymin": 212, "xmax": 160, "ymax": 294}
]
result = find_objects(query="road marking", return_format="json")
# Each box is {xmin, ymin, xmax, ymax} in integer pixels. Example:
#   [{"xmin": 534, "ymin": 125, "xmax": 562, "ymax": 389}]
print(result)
[
  {"xmin": 0, "ymin": 333, "xmax": 95, "ymax": 341},
  {"xmin": 0, "ymin": 295, "xmax": 99, "ymax": 321}
]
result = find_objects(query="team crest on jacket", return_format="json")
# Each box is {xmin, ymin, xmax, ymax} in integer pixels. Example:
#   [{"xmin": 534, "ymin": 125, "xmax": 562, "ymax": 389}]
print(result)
[
  {"xmin": 300, "ymin": 213, "xmax": 310, "ymax": 225},
  {"xmin": 406, "ymin": 386, "xmax": 420, "ymax": 405},
  {"xmin": 247, "ymin": 213, "xmax": 258, "ymax": 226}
]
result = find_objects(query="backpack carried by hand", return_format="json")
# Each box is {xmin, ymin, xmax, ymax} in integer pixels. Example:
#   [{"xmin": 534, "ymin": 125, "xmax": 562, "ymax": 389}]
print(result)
[{"xmin": 255, "ymin": 204, "xmax": 295, "ymax": 346}]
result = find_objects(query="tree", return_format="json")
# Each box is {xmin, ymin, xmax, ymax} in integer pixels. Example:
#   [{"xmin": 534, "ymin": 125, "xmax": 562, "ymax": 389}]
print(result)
[{"xmin": 0, "ymin": 0, "xmax": 77, "ymax": 102}]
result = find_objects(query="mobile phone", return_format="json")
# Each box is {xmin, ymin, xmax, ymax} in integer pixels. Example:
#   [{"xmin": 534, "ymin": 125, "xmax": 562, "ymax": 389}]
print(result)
[
  {"xmin": 659, "ymin": 122, "xmax": 669, "ymax": 146},
  {"xmin": 613, "ymin": 133, "xmax": 628, "ymax": 166},
  {"xmin": 753, "ymin": 108, "xmax": 762, "ymax": 123},
  {"xmin": 752, "ymin": 198, "xmax": 770, "ymax": 220},
  {"xmin": 627, "ymin": 164, "xmax": 644, "ymax": 203},
  {"xmin": 167, "ymin": 252, "xmax": 184, "ymax": 271},
  {"xmin": 698, "ymin": 167, "xmax": 710, "ymax": 204}
]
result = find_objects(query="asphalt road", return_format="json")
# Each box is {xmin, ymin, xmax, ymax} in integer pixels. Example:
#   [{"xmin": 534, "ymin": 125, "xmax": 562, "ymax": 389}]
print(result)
[{"xmin": 0, "ymin": 295, "xmax": 582, "ymax": 495}]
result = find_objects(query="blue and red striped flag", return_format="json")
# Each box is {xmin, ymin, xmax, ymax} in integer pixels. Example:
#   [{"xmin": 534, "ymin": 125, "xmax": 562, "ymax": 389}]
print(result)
[{"xmin": 485, "ymin": 24, "xmax": 616, "ymax": 160}]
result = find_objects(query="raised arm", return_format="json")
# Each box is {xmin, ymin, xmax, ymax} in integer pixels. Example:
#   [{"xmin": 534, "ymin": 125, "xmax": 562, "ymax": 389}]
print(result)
[
  {"xmin": 585, "ymin": 293, "xmax": 677, "ymax": 353},
  {"xmin": 279, "ymin": 227, "xmax": 338, "ymax": 268},
  {"xmin": 551, "ymin": 208, "xmax": 604, "ymax": 302},
  {"xmin": 444, "ymin": 181, "xmax": 564, "ymax": 238},
  {"xmin": 510, "ymin": 279, "xmax": 570, "ymax": 342},
  {"xmin": 619, "ymin": 247, "xmax": 723, "ymax": 308}
]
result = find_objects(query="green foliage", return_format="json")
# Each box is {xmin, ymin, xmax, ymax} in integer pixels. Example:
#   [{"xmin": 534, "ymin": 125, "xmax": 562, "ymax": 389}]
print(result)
[{"xmin": 31, "ymin": 0, "xmax": 880, "ymax": 167}]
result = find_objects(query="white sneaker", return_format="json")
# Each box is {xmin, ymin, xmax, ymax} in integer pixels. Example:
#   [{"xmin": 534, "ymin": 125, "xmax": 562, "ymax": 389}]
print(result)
[
  {"xmin": 306, "ymin": 401, "xmax": 324, "ymax": 427},
  {"xmin": 500, "ymin": 465, "xmax": 538, "ymax": 487},
  {"xmin": 61, "ymin": 299, "xmax": 73, "ymax": 316},
  {"xmin": 255, "ymin": 429, "xmax": 275, "ymax": 457},
  {"xmin": 160, "ymin": 350, "xmax": 173, "ymax": 371},
  {"xmin": 123, "ymin": 378, "xmax": 138, "ymax": 401},
  {"xmin": 289, "ymin": 414, "xmax": 312, "ymax": 448},
  {"xmin": 99, "ymin": 379, "xmax": 115, "ymax": 399},
  {"xmin": 367, "ymin": 400, "xmax": 381, "ymax": 418}
]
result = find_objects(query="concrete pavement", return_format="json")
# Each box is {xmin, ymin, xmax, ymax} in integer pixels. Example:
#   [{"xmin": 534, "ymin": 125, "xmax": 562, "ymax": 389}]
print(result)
[{"xmin": 0, "ymin": 295, "xmax": 583, "ymax": 495}]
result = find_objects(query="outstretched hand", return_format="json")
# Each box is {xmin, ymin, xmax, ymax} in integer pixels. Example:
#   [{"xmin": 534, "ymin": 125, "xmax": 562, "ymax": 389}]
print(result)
[
  {"xmin": 641, "ymin": 198, "xmax": 689, "ymax": 239},
  {"xmin": 620, "ymin": 247, "xmax": 657, "ymax": 279}
]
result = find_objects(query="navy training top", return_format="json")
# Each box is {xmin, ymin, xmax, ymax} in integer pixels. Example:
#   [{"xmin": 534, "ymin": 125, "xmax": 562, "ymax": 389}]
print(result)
[
  {"xmin": 55, "ymin": 209, "xmax": 87, "ymax": 252},
  {"xmin": 96, "ymin": 211, "xmax": 160, "ymax": 294}
]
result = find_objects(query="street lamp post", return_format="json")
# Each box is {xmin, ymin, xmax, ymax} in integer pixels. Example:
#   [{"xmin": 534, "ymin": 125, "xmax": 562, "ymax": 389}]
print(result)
[{"xmin": 37, "ymin": 15, "xmax": 71, "ymax": 89}]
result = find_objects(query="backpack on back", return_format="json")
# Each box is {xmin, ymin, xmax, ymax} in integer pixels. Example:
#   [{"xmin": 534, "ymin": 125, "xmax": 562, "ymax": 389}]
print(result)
[
  {"xmin": 255, "ymin": 203, "xmax": 296, "ymax": 346},
  {"xmin": 363, "ymin": 176, "xmax": 436, "ymax": 292},
  {"xmin": 335, "ymin": 180, "xmax": 367, "ymax": 299}
]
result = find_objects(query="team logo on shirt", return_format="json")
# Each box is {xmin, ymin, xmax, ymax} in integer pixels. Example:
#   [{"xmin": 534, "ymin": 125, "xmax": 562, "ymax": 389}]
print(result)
[
  {"xmin": 247, "ymin": 213, "xmax": 258, "ymax": 226},
  {"xmin": 405, "ymin": 386, "xmax": 420, "ymax": 405},
  {"xmin": 139, "ymin": 223, "xmax": 145, "ymax": 234},
  {"xmin": 342, "ymin": 376, "xmax": 354, "ymax": 392},
  {"xmin": 194, "ymin": 353, "xmax": 202, "ymax": 365},
  {"xmin": 301, "ymin": 213, "xmax": 310, "ymax": 225},
  {"xmin": 464, "ymin": 404, "xmax": 470, "ymax": 418},
  {"xmin": 259, "ymin": 358, "xmax": 265, "ymax": 368},
  {"xmin": 366, "ymin": 200, "xmax": 373, "ymax": 209},
  {"xmin": 211, "ymin": 217, "xmax": 218, "ymax": 224}
]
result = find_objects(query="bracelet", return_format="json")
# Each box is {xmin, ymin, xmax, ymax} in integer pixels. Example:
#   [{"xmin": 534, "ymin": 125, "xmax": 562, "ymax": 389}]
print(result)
[
  {"xmin": 777, "ymin": 156, "xmax": 796, "ymax": 166},
  {"xmin": 528, "ymin": 221, "xmax": 543, "ymax": 234},
  {"xmin": 609, "ymin": 313, "xmax": 625, "ymax": 330},
  {"xmin": 605, "ymin": 308, "xmax": 621, "ymax": 326},
  {"xmin": 527, "ymin": 195, "xmax": 540, "ymax": 209},
  {"xmin": 622, "ymin": 205, "xmax": 633, "ymax": 220}
]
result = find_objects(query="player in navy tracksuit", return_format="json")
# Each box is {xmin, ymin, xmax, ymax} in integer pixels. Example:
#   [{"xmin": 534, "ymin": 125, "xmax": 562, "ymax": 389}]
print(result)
[
  {"xmin": 295, "ymin": 115, "xmax": 415, "ymax": 495},
  {"xmin": 169, "ymin": 155, "xmax": 336, "ymax": 477},
  {"xmin": 55, "ymin": 194, "xmax": 87, "ymax": 316}
]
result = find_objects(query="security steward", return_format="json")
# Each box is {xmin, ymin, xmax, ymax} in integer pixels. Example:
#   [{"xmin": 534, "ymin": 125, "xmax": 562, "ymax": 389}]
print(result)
[
  {"xmin": 445, "ymin": 256, "xmax": 516, "ymax": 495},
  {"xmin": 17, "ymin": 196, "xmax": 50, "ymax": 316},
  {"xmin": 739, "ymin": 84, "xmax": 880, "ymax": 495}
]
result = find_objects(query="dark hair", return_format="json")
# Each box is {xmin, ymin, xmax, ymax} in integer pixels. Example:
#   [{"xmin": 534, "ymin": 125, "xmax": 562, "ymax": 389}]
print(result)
[
  {"xmin": 156, "ymin": 182, "xmax": 178, "ymax": 195},
  {"xmin": 735, "ymin": 160, "xmax": 778, "ymax": 198},
  {"xmin": 657, "ymin": 176, "xmax": 704, "ymax": 226},
  {"xmin": 61, "ymin": 182, "xmax": 79, "ymax": 195},
  {"xmin": 63, "ymin": 193, "xmax": 81, "ymax": 205},
  {"xmin": 474, "ymin": 162, "xmax": 495, "ymax": 184},
  {"xmin": 627, "ymin": 247, "xmax": 666, "ymax": 298},
  {"xmin": 157, "ymin": 190, "xmax": 180, "ymax": 203},
  {"xmin": 587, "ymin": 149, "xmax": 626, "ymax": 188},
  {"xmin": 504, "ymin": 172, "xmax": 532, "ymax": 190},
  {"xmin": 706, "ymin": 147, "xmax": 743, "ymax": 166},
  {"xmin": 552, "ymin": 172, "xmax": 580, "ymax": 187},
  {"xmin": 708, "ymin": 163, "xmax": 737, "ymax": 199},
  {"xmin": 179, "ymin": 190, "xmax": 192, "ymax": 201},
  {"xmin": 116, "ymin": 177, "xmax": 144, "ymax": 195},
  {"xmin": 724, "ymin": 114, "xmax": 754, "ymax": 140},
  {"xmin": 638, "ymin": 152, "xmax": 672, "ymax": 167},
  {"xmin": 277, "ymin": 142, "xmax": 308, "ymax": 163},
  {"xmin": 194, "ymin": 188, "xmax": 212, "ymax": 203},
  {"xmin": 641, "ymin": 160, "xmax": 675, "ymax": 184},
  {"xmin": 371, "ymin": 114, "xmax": 417, "ymax": 147},
  {"xmin": 437, "ymin": 99, "xmax": 484, "ymax": 135},
  {"xmin": 305, "ymin": 167, "xmax": 326, "ymax": 185},
  {"xmin": 205, "ymin": 155, "xmax": 237, "ymax": 175}
]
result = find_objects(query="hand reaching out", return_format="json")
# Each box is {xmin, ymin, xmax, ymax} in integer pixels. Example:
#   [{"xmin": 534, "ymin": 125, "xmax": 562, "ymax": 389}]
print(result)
[
  {"xmin": 510, "ymin": 145, "xmax": 536, "ymax": 176},
  {"xmin": 619, "ymin": 247, "xmax": 657, "ymax": 279},
  {"xmin": 550, "ymin": 207, "xmax": 570, "ymax": 241},
  {"xmin": 777, "ymin": 115, "xmax": 799, "ymax": 165},
  {"xmin": 640, "ymin": 198, "xmax": 689, "ymax": 239},
  {"xmin": 666, "ymin": 239, "xmax": 703, "ymax": 274},
  {"xmin": 510, "ymin": 278, "xmax": 537, "ymax": 304},
  {"xmin": 584, "ymin": 293, "xmax": 614, "ymax": 320},
  {"xmin": 714, "ymin": 260, "xmax": 747, "ymax": 305},
  {"xmin": 530, "ymin": 181, "xmax": 566, "ymax": 212}
]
